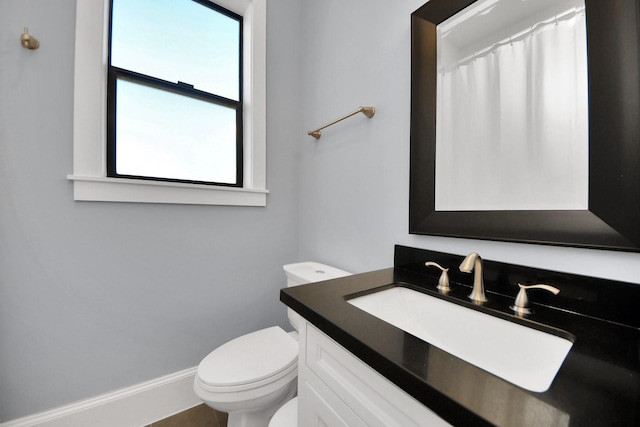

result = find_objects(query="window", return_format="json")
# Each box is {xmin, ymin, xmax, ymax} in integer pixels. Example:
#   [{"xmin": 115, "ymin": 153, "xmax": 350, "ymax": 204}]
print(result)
[
  {"xmin": 69, "ymin": 0, "xmax": 267, "ymax": 206},
  {"xmin": 108, "ymin": 0, "xmax": 243, "ymax": 187}
]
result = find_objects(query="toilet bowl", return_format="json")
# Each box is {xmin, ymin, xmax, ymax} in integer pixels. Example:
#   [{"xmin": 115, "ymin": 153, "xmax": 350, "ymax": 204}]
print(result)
[
  {"xmin": 193, "ymin": 262, "xmax": 351, "ymax": 427},
  {"xmin": 268, "ymin": 397, "xmax": 297, "ymax": 427}
]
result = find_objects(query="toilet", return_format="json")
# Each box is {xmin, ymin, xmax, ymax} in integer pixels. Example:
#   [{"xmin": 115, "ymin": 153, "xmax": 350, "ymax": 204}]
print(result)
[{"xmin": 193, "ymin": 262, "xmax": 351, "ymax": 427}]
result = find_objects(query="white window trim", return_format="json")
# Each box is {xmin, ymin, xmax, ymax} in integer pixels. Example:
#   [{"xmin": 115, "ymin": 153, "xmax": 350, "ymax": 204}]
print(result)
[{"xmin": 68, "ymin": 0, "xmax": 268, "ymax": 206}]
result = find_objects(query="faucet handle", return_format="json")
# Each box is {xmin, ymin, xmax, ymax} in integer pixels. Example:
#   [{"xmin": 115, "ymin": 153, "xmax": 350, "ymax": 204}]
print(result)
[
  {"xmin": 510, "ymin": 283, "xmax": 560, "ymax": 315},
  {"xmin": 424, "ymin": 261, "xmax": 451, "ymax": 292}
]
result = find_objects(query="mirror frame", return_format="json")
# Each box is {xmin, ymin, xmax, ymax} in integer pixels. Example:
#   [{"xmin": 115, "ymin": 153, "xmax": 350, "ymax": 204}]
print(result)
[{"xmin": 409, "ymin": 0, "xmax": 640, "ymax": 252}]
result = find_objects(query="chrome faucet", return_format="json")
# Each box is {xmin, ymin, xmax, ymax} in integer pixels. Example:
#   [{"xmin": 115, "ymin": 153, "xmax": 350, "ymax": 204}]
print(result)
[{"xmin": 459, "ymin": 252, "xmax": 488, "ymax": 303}]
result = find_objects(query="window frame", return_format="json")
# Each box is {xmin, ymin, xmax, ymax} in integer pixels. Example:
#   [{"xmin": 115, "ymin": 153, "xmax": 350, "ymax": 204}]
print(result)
[{"xmin": 68, "ymin": 0, "xmax": 267, "ymax": 206}]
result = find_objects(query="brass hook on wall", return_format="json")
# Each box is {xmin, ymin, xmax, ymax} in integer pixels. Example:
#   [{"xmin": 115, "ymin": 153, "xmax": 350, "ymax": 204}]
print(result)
[{"xmin": 20, "ymin": 27, "xmax": 39, "ymax": 50}]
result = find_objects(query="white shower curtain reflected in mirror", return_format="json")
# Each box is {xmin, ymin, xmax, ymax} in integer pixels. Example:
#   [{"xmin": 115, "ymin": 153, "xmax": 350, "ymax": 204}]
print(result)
[{"xmin": 435, "ymin": 1, "xmax": 588, "ymax": 211}]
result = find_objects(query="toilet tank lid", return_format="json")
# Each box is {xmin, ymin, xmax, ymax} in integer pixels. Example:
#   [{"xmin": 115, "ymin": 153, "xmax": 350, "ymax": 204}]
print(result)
[{"xmin": 283, "ymin": 262, "xmax": 351, "ymax": 284}]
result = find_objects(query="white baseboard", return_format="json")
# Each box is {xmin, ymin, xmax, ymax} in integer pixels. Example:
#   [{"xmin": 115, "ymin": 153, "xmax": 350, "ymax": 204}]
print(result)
[{"xmin": 1, "ymin": 367, "xmax": 201, "ymax": 427}]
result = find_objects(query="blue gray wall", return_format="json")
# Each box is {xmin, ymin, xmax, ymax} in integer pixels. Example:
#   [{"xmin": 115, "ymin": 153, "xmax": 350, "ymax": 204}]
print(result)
[
  {"xmin": 296, "ymin": 0, "xmax": 640, "ymax": 283},
  {"xmin": 1, "ymin": 0, "xmax": 639, "ymax": 422},
  {"xmin": 0, "ymin": 0, "xmax": 301, "ymax": 421}
]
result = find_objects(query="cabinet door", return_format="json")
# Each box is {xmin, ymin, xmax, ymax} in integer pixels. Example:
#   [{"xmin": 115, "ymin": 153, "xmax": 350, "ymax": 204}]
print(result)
[{"xmin": 303, "ymin": 322, "xmax": 451, "ymax": 427}]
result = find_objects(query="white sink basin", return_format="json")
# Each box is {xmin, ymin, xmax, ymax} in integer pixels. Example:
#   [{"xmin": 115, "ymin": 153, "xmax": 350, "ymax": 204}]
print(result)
[{"xmin": 348, "ymin": 286, "xmax": 573, "ymax": 392}]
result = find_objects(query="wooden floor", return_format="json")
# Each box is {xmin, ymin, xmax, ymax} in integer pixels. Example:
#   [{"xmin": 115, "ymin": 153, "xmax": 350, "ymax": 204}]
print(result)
[{"xmin": 145, "ymin": 404, "xmax": 228, "ymax": 427}]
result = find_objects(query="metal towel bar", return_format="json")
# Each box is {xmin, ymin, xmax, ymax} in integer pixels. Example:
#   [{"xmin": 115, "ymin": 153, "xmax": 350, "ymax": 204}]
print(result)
[{"xmin": 308, "ymin": 106, "xmax": 375, "ymax": 139}]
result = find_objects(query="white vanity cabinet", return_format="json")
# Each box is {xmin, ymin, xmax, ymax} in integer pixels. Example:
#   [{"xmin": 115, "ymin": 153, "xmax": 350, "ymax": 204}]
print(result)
[{"xmin": 298, "ymin": 320, "xmax": 451, "ymax": 427}]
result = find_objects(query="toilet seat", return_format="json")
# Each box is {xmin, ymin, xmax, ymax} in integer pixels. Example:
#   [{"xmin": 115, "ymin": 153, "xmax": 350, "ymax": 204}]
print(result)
[{"xmin": 197, "ymin": 327, "xmax": 298, "ymax": 393}]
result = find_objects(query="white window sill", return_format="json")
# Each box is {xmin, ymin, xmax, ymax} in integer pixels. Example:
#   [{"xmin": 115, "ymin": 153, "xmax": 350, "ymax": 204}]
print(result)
[{"xmin": 67, "ymin": 175, "xmax": 268, "ymax": 206}]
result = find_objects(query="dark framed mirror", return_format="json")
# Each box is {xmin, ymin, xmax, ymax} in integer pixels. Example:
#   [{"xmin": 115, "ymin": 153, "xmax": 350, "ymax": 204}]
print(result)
[{"xmin": 409, "ymin": 0, "xmax": 640, "ymax": 251}]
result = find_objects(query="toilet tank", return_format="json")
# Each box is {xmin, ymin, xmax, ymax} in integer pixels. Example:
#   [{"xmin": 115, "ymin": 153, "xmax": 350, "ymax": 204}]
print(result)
[{"xmin": 283, "ymin": 262, "xmax": 351, "ymax": 331}]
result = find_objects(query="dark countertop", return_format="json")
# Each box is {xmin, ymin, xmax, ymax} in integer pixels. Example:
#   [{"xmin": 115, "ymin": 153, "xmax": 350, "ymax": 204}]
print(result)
[{"xmin": 280, "ymin": 246, "xmax": 640, "ymax": 427}]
